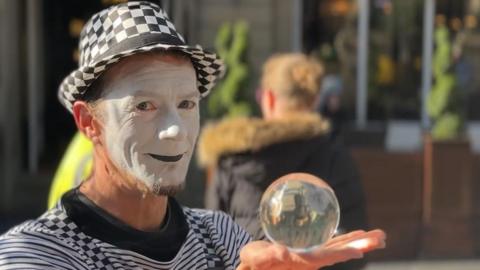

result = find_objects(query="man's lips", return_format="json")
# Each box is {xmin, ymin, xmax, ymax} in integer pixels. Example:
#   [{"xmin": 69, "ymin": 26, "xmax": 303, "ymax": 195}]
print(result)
[{"xmin": 148, "ymin": 153, "xmax": 184, "ymax": 162}]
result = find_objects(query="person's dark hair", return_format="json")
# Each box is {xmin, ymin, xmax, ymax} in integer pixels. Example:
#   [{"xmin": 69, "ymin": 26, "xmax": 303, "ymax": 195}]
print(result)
[{"xmin": 82, "ymin": 74, "xmax": 106, "ymax": 104}]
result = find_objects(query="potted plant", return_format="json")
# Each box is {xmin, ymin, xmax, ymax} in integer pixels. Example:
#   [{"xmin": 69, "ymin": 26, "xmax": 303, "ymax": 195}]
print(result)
[
  {"xmin": 422, "ymin": 21, "xmax": 473, "ymax": 258},
  {"xmin": 202, "ymin": 20, "xmax": 254, "ymax": 185},
  {"xmin": 206, "ymin": 20, "xmax": 253, "ymax": 120}
]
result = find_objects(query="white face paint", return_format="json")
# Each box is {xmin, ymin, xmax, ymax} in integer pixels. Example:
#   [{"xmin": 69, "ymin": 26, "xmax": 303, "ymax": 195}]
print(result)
[{"xmin": 100, "ymin": 55, "xmax": 199, "ymax": 195}]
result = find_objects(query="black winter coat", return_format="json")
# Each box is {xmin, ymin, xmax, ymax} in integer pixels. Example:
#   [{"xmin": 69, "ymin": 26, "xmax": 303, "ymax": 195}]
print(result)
[{"xmin": 198, "ymin": 113, "xmax": 368, "ymax": 270}]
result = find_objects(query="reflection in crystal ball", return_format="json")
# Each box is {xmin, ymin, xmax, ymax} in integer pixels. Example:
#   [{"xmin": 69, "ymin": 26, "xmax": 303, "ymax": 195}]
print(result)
[{"xmin": 259, "ymin": 173, "xmax": 340, "ymax": 252}]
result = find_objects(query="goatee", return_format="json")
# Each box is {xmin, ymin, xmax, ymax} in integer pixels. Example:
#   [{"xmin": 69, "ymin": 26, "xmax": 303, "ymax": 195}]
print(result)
[{"xmin": 151, "ymin": 182, "xmax": 185, "ymax": 196}]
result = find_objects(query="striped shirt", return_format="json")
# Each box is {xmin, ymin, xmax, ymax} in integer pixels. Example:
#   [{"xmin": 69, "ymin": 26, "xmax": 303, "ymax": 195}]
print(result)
[{"xmin": 0, "ymin": 203, "xmax": 251, "ymax": 269}]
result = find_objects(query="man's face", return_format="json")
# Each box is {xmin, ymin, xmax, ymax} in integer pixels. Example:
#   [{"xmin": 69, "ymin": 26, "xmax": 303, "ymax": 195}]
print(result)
[{"xmin": 98, "ymin": 53, "xmax": 199, "ymax": 195}]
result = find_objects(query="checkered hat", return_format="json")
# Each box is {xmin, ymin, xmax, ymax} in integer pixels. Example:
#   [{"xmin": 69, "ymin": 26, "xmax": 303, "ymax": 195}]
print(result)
[{"xmin": 58, "ymin": 1, "xmax": 225, "ymax": 112}]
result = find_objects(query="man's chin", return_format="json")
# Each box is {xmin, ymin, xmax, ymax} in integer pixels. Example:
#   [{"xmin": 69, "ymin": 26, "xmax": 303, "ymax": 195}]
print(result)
[
  {"xmin": 151, "ymin": 182, "xmax": 185, "ymax": 196},
  {"xmin": 119, "ymin": 168, "xmax": 186, "ymax": 196}
]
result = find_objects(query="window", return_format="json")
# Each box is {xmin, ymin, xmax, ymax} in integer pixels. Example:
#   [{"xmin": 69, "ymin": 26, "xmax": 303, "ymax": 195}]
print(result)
[{"xmin": 303, "ymin": 0, "xmax": 480, "ymax": 123}]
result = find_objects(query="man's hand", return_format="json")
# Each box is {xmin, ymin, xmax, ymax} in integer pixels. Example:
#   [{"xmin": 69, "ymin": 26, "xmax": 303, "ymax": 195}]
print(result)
[{"xmin": 237, "ymin": 229, "xmax": 386, "ymax": 270}]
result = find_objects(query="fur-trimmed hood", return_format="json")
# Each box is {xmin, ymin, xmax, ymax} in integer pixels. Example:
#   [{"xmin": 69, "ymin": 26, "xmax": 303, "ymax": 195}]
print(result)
[{"xmin": 197, "ymin": 113, "xmax": 330, "ymax": 167}]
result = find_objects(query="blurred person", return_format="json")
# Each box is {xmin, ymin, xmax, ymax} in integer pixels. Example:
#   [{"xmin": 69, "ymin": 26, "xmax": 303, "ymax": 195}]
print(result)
[
  {"xmin": 199, "ymin": 53, "xmax": 369, "ymax": 270},
  {"xmin": 47, "ymin": 132, "xmax": 93, "ymax": 209},
  {"xmin": 0, "ymin": 2, "xmax": 385, "ymax": 269}
]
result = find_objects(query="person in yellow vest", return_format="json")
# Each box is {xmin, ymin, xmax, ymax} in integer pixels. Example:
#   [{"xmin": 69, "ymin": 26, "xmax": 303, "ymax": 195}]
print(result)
[{"xmin": 47, "ymin": 132, "xmax": 93, "ymax": 209}]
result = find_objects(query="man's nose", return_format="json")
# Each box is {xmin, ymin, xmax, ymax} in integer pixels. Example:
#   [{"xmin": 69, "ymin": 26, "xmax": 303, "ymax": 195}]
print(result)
[
  {"xmin": 158, "ymin": 114, "xmax": 187, "ymax": 140},
  {"xmin": 159, "ymin": 125, "xmax": 181, "ymax": 140}
]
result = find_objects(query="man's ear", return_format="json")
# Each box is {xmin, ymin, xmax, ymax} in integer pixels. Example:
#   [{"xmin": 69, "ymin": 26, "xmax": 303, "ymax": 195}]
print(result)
[{"xmin": 72, "ymin": 101, "xmax": 102, "ymax": 144}]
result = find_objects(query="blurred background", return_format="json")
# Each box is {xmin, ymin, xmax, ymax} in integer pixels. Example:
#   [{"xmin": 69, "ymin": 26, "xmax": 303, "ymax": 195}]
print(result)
[{"xmin": 1, "ymin": 0, "xmax": 480, "ymax": 267}]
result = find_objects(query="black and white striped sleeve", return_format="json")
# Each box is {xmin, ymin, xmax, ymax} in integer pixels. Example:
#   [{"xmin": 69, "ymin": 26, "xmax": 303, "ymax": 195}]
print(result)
[
  {"xmin": 208, "ymin": 211, "xmax": 252, "ymax": 269},
  {"xmin": 0, "ymin": 233, "xmax": 89, "ymax": 270}
]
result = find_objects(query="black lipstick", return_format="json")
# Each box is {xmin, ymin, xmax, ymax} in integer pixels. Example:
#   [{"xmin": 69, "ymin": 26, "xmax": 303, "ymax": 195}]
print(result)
[{"xmin": 148, "ymin": 153, "xmax": 184, "ymax": 162}]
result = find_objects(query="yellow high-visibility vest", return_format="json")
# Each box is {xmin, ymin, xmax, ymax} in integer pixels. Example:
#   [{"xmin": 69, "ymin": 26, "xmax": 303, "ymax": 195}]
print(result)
[{"xmin": 47, "ymin": 132, "xmax": 93, "ymax": 209}]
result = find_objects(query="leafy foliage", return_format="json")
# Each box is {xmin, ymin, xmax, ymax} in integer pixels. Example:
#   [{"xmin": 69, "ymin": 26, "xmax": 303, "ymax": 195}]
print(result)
[
  {"xmin": 207, "ymin": 21, "xmax": 253, "ymax": 119},
  {"xmin": 427, "ymin": 26, "xmax": 463, "ymax": 140}
]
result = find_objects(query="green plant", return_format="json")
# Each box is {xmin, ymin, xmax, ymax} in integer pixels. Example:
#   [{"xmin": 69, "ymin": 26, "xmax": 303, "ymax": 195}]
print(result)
[
  {"xmin": 427, "ymin": 25, "xmax": 463, "ymax": 140},
  {"xmin": 207, "ymin": 20, "xmax": 253, "ymax": 119}
]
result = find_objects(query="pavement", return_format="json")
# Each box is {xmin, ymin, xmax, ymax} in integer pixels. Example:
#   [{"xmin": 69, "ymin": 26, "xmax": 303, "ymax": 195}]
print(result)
[{"xmin": 366, "ymin": 260, "xmax": 480, "ymax": 270}]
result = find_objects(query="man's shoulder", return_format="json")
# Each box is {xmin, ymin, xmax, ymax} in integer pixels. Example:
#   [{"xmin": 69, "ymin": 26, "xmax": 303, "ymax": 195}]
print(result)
[
  {"xmin": 183, "ymin": 207, "xmax": 229, "ymax": 219},
  {"xmin": 183, "ymin": 207, "xmax": 237, "ymax": 229},
  {"xmin": 1, "ymin": 205, "xmax": 91, "ymax": 247},
  {"xmin": 1, "ymin": 216, "xmax": 56, "ymax": 241},
  {"xmin": 182, "ymin": 206, "xmax": 251, "ymax": 242},
  {"xmin": 1, "ymin": 207, "xmax": 74, "ymax": 248},
  {"xmin": 181, "ymin": 207, "xmax": 251, "ymax": 268},
  {"xmin": 0, "ymin": 209, "xmax": 89, "ymax": 269}
]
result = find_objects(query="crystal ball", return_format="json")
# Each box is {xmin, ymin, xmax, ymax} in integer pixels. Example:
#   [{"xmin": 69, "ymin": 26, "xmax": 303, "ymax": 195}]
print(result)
[{"xmin": 259, "ymin": 173, "xmax": 340, "ymax": 252}]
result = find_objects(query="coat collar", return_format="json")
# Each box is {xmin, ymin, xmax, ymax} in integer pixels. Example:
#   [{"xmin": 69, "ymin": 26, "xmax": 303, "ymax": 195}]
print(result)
[{"xmin": 197, "ymin": 113, "xmax": 330, "ymax": 167}]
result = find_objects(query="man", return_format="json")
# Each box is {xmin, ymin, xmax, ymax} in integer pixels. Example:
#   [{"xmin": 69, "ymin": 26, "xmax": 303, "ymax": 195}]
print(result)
[{"xmin": 0, "ymin": 2, "xmax": 385, "ymax": 269}]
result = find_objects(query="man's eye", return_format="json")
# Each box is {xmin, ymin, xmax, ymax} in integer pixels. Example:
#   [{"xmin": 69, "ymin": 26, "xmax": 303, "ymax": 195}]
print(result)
[
  {"xmin": 178, "ymin": 100, "xmax": 196, "ymax": 109},
  {"xmin": 136, "ymin": 101, "xmax": 156, "ymax": 111}
]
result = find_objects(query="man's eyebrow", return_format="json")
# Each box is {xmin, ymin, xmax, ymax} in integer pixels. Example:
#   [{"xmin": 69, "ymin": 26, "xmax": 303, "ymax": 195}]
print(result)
[
  {"xmin": 132, "ymin": 89, "xmax": 200, "ymax": 99},
  {"xmin": 179, "ymin": 92, "xmax": 201, "ymax": 100},
  {"xmin": 132, "ymin": 89, "xmax": 155, "ymax": 97}
]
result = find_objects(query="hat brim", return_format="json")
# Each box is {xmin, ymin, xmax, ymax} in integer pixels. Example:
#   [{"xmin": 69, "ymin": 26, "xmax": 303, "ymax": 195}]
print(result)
[{"xmin": 58, "ymin": 43, "xmax": 225, "ymax": 112}]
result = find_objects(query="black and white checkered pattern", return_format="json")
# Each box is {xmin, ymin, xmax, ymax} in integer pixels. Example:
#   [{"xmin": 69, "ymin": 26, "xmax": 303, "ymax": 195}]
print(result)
[
  {"xmin": 0, "ymin": 203, "xmax": 251, "ymax": 269},
  {"xmin": 184, "ymin": 209, "xmax": 225, "ymax": 269},
  {"xmin": 58, "ymin": 1, "xmax": 225, "ymax": 112},
  {"xmin": 41, "ymin": 209, "xmax": 113, "ymax": 269}
]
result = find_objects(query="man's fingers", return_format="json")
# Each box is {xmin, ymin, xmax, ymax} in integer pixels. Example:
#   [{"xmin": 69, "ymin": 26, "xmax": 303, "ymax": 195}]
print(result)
[
  {"xmin": 293, "ymin": 229, "xmax": 386, "ymax": 268},
  {"xmin": 237, "ymin": 230, "xmax": 386, "ymax": 270},
  {"xmin": 329, "ymin": 229, "xmax": 386, "ymax": 252},
  {"xmin": 293, "ymin": 245, "xmax": 363, "ymax": 267},
  {"xmin": 239, "ymin": 241, "xmax": 291, "ymax": 269},
  {"xmin": 346, "ymin": 236, "xmax": 386, "ymax": 252},
  {"xmin": 320, "ymin": 248, "xmax": 364, "ymax": 267},
  {"xmin": 324, "ymin": 230, "xmax": 366, "ymax": 247}
]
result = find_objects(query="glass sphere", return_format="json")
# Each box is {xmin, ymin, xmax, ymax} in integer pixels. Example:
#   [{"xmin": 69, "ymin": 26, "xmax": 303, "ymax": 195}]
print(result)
[{"xmin": 259, "ymin": 173, "xmax": 340, "ymax": 252}]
